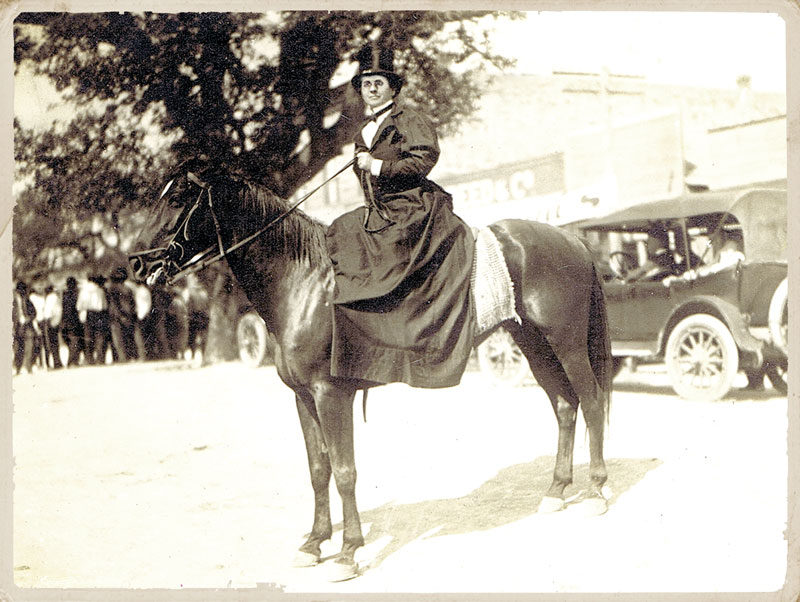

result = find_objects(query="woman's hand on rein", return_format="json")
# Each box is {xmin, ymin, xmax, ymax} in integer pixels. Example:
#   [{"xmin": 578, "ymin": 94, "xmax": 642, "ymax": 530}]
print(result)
[{"xmin": 356, "ymin": 152, "xmax": 373, "ymax": 171}]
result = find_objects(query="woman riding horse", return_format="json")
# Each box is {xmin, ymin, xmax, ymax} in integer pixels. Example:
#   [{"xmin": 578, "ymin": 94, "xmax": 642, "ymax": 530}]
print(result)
[
  {"xmin": 129, "ymin": 45, "xmax": 612, "ymax": 581},
  {"xmin": 325, "ymin": 43, "xmax": 475, "ymax": 388}
]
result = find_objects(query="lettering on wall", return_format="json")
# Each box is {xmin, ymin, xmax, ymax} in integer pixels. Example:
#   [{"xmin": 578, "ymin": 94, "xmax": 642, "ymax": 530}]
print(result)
[{"xmin": 439, "ymin": 153, "xmax": 565, "ymax": 209}]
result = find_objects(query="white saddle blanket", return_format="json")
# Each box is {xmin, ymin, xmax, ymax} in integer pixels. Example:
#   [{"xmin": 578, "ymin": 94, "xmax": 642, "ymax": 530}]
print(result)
[{"xmin": 471, "ymin": 227, "xmax": 521, "ymax": 335}]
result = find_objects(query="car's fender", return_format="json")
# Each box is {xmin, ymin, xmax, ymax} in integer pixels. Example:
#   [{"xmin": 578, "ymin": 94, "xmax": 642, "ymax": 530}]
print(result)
[{"xmin": 659, "ymin": 295, "xmax": 764, "ymax": 369}]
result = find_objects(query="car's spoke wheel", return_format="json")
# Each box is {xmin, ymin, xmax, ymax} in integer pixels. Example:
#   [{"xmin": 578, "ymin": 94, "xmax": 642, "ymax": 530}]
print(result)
[
  {"xmin": 477, "ymin": 328, "xmax": 530, "ymax": 386},
  {"xmin": 237, "ymin": 311, "xmax": 268, "ymax": 367},
  {"xmin": 665, "ymin": 314, "xmax": 739, "ymax": 401}
]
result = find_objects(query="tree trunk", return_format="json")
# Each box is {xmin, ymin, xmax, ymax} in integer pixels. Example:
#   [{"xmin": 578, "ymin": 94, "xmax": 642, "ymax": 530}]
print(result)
[{"xmin": 202, "ymin": 270, "xmax": 240, "ymax": 364}]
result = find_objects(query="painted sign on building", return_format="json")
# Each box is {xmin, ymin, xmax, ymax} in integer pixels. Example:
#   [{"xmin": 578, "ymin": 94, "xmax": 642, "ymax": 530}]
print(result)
[
  {"xmin": 436, "ymin": 112, "xmax": 686, "ymax": 225},
  {"xmin": 437, "ymin": 153, "xmax": 565, "ymax": 210}
]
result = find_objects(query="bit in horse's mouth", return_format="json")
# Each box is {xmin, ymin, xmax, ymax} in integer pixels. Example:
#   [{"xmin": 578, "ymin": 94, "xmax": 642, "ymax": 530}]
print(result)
[{"xmin": 146, "ymin": 266, "xmax": 167, "ymax": 287}]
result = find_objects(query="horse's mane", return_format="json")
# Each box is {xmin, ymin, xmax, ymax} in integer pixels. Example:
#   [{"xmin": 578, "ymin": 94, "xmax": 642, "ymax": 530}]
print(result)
[{"xmin": 223, "ymin": 174, "xmax": 330, "ymax": 266}]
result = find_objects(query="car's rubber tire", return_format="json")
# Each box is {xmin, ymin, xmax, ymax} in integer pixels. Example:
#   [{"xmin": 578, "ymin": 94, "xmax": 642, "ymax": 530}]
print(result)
[
  {"xmin": 768, "ymin": 277, "xmax": 788, "ymax": 356},
  {"xmin": 477, "ymin": 328, "xmax": 530, "ymax": 386},
  {"xmin": 665, "ymin": 314, "xmax": 739, "ymax": 401},
  {"xmin": 237, "ymin": 311, "xmax": 268, "ymax": 367}
]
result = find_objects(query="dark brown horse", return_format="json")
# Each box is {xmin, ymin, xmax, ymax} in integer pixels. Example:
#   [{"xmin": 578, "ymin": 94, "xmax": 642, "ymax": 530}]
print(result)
[{"xmin": 129, "ymin": 159, "xmax": 613, "ymax": 581}]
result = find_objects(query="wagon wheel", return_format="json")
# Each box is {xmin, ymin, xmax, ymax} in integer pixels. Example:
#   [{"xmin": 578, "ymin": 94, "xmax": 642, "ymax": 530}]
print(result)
[
  {"xmin": 765, "ymin": 358, "xmax": 788, "ymax": 396},
  {"xmin": 608, "ymin": 250, "xmax": 638, "ymax": 280},
  {"xmin": 477, "ymin": 328, "xmax": 530, "ymax": 386},
  {"xmin": 768, "ymin": 277, "xmax": 788, "ymax": 355},
  {"xmin": 237, "ymin": 311, "xmax": 268, "ymax": 367},
  {"xmin": 665, "ymin": 314, "xmax": 739, "ymax": 401}
]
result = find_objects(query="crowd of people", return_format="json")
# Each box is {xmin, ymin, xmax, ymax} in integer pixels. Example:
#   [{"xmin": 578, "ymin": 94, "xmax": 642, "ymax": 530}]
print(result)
[{"xmin": 12, "ymin": 268, "xmax": 209, "ymax": 375}]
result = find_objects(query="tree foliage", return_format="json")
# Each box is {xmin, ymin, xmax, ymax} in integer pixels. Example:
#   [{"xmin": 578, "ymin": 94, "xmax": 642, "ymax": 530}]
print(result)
[
  {"xmin": 16, "ymin": 11, "xmax": 515, "ymax": 198},
  {"xmin": 13, "ymin": 106, "xmax": 170, "ymax": 277},
  {"xmin": 13, "ymin": 11, "xmax": 517, "ymax": 357}
]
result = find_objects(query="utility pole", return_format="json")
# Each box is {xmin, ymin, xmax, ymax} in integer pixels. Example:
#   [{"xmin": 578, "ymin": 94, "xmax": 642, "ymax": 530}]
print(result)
[
  {"xmin": 554, "ymin": 67, "xmax": 646, "ymax": 210},
  {"xmin": 554, "ymin": 68, "xmax": 645, "ymax": 252}
]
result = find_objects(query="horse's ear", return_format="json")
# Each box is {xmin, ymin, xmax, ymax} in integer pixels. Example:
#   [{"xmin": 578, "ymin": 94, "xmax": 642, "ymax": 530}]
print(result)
[
  {"xmin": 187, "ymin": 171, "xmax": 210, "ymax": 189},
  {"xmin": 158, "ymin": 177, "xmax": 176, "ymax": 200}
]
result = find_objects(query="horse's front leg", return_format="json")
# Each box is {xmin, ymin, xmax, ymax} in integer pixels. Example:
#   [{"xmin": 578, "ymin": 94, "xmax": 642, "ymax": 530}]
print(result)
[
  {"xmin": 314, "ymin": 380, "xmax": 362, "ymax": 581},
  {"xmin": 293, "ymin": 392, "xmax": 332, "ymax": 567}
]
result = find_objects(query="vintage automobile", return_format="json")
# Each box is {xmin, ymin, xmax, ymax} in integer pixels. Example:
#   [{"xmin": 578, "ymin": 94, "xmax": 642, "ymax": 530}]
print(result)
[
  {"xmin": 570, "ymin": 187, "xmax": 788, "ymax": 400},
  {"xmin": 478, "ymin": 188, "xmax": 788, "ymax": 400}
]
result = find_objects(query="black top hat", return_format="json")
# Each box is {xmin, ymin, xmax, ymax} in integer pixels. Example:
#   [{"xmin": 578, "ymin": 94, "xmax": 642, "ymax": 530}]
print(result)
[{"xmin": 350, "ymin": 43, "xmax": 404, "ymax": 93}]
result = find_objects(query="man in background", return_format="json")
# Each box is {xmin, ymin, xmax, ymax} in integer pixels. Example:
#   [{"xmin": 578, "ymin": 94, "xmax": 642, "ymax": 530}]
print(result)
[
  {"xmin": 77, "ymin": 275, "xmax": 110, "ymax": 365},
  {"xmin": 43, "ymin": 283, "xmax": 64, "ymax": 369},
  {"xmin": 60, "ymin": 276, "xmax": 84, "ymax": 367},
  {"xmin": 13, "ymin": 280, "xmax": 37, "ymax": 375},
  {"xmin": 28, "ymin": 283, "xmax": 46, "ymax": 370},
  {"xmin": 107, "ymin": 267, "xmax": 138, "ymax": 362}
]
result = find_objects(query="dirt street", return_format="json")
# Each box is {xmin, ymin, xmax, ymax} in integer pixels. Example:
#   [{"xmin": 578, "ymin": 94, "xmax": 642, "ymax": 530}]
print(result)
[{"xmin": 9, "ymin": 360, "xmax": 789, "ymax": 594}]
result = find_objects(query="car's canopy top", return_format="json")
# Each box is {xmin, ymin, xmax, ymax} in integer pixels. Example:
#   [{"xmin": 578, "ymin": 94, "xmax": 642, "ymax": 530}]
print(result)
[{"xmin": 565, "ymin": 188, "xmax": 787, "ymax": 263}]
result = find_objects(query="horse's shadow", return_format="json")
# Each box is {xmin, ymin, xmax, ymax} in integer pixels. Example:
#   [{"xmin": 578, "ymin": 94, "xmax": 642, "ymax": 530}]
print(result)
[
  {"xmin": 330, "ymin": 456, "xmax": 661, "ymax": 571},
  {"xmin": 613, "ymin": 379, "xmax": 782, "ymax": 401}
]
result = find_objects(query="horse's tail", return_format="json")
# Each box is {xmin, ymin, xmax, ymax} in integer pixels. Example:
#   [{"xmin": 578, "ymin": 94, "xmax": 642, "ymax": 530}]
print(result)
[{"xmin": 587, "ymin": 264, "xmax": 613, "ymax": 425}]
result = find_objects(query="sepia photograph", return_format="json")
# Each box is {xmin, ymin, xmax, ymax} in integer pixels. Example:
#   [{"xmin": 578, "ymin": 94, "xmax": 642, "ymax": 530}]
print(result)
[{"xmin": 3, "ymin": 2, "xmax": 796, "ymax": 599}]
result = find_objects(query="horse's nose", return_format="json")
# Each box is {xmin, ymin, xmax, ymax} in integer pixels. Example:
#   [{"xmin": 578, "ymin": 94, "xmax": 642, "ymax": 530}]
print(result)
[{"xmin": 129, "ymin": 255, "xmax": 146, "ymax": 280}]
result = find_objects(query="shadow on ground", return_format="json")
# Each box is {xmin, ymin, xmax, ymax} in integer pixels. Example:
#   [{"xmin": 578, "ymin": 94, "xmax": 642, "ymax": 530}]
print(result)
[
  {"xmin": 332, "ymin": 455, "xmax": 660, "ymax": 571},
  {"xmin": 612, "ymin": 379, "xmax": 782, "ymax": 401}
]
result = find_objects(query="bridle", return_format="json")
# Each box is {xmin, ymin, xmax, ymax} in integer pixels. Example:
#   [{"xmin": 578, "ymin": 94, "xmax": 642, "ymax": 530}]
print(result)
[
  {"xmin": 128, "ymin": 174, "xmax": 217, "ymax": 284},
  {"xmin": 130, "ymin": 159, "xmax": 355, "ymax": 284}
]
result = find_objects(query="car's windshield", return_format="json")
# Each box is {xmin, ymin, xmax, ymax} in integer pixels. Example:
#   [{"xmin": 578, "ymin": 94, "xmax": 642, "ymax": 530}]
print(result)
[
  {"xmin": 585, "ymin": 213, "xmax": 744, "ymax": 283},
  {"xmin": 567, "ymin": 188, "xmax": 787, "ymax": 266}
]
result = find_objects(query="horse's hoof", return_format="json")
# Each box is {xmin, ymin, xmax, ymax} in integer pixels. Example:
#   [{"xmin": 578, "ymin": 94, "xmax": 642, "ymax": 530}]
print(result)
[
  {"xmin": 292, "ymin": 550, "xmax": 320, "ymax": 568},
  {"xmin": 575, "ymin": 496, "xmax": 608, "ymax": 516},
  {"xmin": 537, "ymin": 496, "xmax": 565, "ymax": 513},
  {"xmin": 324, "ymin": 560, "xmax": 359, "ymax": 582}
]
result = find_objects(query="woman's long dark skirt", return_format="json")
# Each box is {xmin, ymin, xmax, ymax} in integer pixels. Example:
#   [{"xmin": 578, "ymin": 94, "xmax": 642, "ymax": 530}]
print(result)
[{"xmin": 326, "ymin": 191, "xmax": 474, "ymax": 388}]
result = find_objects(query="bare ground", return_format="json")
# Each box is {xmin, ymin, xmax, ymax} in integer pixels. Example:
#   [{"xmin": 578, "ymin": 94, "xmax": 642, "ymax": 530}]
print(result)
[{"xmin": 10, "ymin": 360, "xmax": 789, "ymax": 594}]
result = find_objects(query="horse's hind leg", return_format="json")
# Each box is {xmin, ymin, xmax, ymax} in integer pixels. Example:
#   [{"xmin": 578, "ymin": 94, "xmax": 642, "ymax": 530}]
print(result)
[
  {"xmin": 544, "ymin": 329, "xmax": 609, "ymax": 514},
  {"xmin": 293, "ymin": 392, "xmax": 333, "ymax": 567},
  {"xmin": 512, "ymin": 322, "xmax": 608, "ymax": 514},
  {"xmin": 509, "ymin": 323, "xmax": 579, "ymax": 513},
  {"xmin": 576, "ymin": 376, "xmax": 608, "ymax": 503}
]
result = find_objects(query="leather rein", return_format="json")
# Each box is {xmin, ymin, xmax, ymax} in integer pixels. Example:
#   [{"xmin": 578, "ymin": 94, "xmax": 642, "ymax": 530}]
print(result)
[{"xmin": 131, "ymin": 158, "xmax": 355, "ymax": 284}]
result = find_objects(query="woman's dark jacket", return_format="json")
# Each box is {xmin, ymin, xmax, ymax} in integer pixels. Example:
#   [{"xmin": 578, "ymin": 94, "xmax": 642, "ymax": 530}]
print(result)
[{"xmin": 325, "ymin": 103, "xmax": 474, "ymax": 388}]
